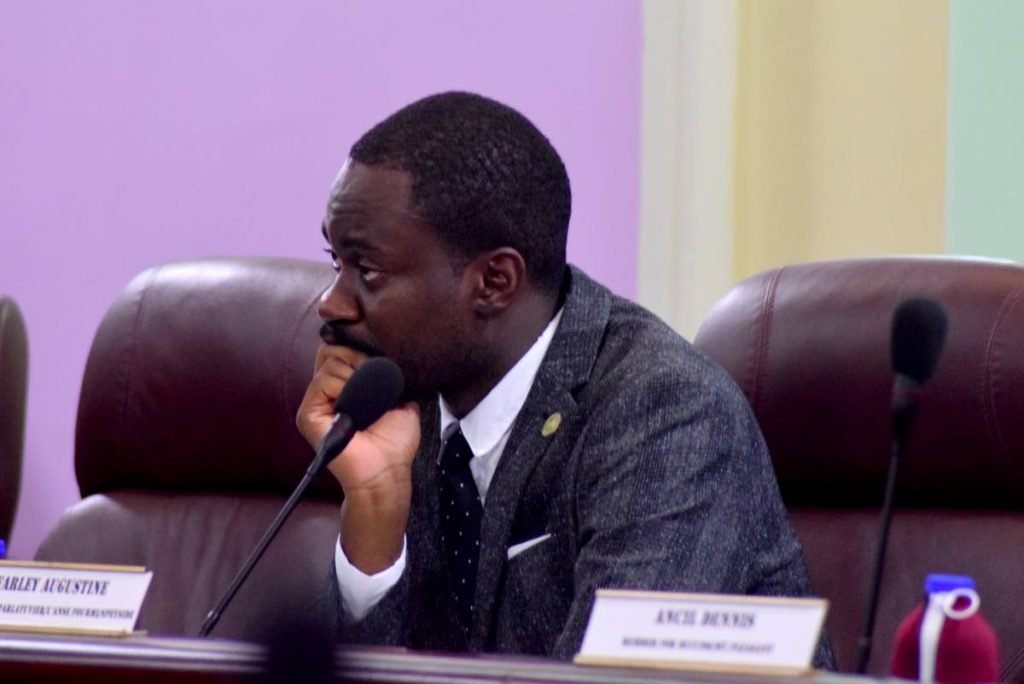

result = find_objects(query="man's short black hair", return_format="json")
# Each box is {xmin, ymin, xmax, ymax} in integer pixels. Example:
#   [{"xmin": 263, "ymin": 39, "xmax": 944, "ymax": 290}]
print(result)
[{"xmin": 350, "ymin": 92, "xmax": 571, "ymax": 294}]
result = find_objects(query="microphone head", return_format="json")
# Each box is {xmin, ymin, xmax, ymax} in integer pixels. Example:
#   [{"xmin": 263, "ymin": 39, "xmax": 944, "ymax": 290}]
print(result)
[
  {"xmin": 891, "ymin": 297, "xmax": 948, "ymax": 383},
  {"xmin": 333, "ymin": 357, "xmax": 405, "ymax": 430}
]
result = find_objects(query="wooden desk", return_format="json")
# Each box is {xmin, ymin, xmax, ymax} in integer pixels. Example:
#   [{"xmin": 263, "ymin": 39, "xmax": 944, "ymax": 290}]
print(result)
[{"xmin": 0, "ymin": 632, "xmax": 858, "ymax": 684}]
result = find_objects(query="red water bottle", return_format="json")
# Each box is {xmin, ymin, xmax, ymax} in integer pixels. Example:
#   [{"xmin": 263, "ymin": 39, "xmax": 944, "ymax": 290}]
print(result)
[{"xmin": 891, "ymin": 574, "xmax": 999, "ymax": 684}]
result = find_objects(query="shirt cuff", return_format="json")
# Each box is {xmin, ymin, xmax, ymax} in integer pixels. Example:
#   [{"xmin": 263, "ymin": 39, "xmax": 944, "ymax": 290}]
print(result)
[{"xmin": 334, "ymin": 535, "xmax": 407, "ymax": 622}]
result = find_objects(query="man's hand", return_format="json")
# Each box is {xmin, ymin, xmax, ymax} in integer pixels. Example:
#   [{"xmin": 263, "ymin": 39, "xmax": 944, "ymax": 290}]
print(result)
[{"xmin": 297, "ymin": 344, "xmax": 421, "ymax": 573}]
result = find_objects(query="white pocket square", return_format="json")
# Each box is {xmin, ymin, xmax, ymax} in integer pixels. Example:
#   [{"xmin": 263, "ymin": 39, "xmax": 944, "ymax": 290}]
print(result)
[{"xmin": 507, "ymin": 533, "xmax": 552, "ymax": 560}]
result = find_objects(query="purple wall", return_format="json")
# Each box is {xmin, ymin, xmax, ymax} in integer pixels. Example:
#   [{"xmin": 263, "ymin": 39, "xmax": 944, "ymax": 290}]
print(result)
[{"xmin": 0, "ymin": 2, "xmax": 641, "ymax": 557}]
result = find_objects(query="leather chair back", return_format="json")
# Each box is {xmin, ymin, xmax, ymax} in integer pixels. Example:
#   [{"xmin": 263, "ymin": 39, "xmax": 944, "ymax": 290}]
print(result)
[
  {"xmin": 693, "ymin": 256, "xmax": 1024, "ymax": 680},
  {"xmin": 37, "ymin": 258, "xmax": 339, "ymax": 639},
  {"xmin": 0, "ymin": 296, "xmax": 28, "ymax": 542}
]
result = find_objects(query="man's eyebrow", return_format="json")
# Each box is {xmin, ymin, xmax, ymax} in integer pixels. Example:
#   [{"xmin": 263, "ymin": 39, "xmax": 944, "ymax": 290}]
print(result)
[
  {"xmin": 323, "ymin": 207, "xmax": 367, "ymax": 244},
  {"xmin": 339, "ymin": 235, "xmax": 377, "ymax": 252}
]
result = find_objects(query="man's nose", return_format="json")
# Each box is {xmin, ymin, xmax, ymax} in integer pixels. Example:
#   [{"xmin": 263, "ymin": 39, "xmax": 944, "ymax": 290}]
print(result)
[{"xmin": 318, "ymin": 275, "xmax": 361, "ymax": 322}]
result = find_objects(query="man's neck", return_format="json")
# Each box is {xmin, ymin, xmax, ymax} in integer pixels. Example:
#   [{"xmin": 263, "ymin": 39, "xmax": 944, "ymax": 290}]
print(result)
[{"xmin": 441, "ymin": 294, "xmax": 560, "ymax": 418}]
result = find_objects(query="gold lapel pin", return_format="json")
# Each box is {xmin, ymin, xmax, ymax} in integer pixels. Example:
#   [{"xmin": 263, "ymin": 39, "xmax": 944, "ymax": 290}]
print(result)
[{"xmin": 541, "ymin": 412, "xmax": 562, "ymax": 437}]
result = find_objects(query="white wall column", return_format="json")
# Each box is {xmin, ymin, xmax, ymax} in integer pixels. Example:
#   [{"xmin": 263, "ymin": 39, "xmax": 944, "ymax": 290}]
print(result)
[{"xmin": 638, "ymin": 0, "xmax": 737, "ymax": 339}]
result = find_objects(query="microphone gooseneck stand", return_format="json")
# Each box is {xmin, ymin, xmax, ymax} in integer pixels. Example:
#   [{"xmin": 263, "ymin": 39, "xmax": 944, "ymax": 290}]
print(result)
[
  {"xmin": 855, "ymin": 401, "xmax": 916, "ymax": 674},
  {"xmin": 856, "ymin": 297, "xmax": 947, "ymax": 674},
  {"xmin": 197, "ymin": 415, "xmax": 352, "ymax": 637},
  {"xmin": 197, "ymin": 355, "xmax": 405, "ymax": 638}
]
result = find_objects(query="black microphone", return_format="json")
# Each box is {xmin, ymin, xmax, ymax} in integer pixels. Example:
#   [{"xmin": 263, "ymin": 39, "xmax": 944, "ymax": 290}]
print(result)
[
  {"xmin": 856, "ymin": 297, "xmax": 948, "ymax": 673},
  {"xmin": 890, "ymin": 298, "xmax": 949, "ymax": 442},
  {"xmin": 198, "ymin": 357, "xmax": 404, "ymax": 637},
  {"xmin": 319, "ymin": 357, "xmax": 406, "ymax": 459}
]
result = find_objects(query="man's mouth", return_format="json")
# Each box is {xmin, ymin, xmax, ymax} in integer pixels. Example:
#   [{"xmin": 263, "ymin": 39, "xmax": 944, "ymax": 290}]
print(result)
[{"xmin": 318, "ymin": 321, "xmax": 380, "ymax": 357}]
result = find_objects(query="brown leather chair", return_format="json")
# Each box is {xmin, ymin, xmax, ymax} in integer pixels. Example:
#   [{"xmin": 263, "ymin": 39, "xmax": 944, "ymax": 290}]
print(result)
[
  {"xmin": 0, "ymin": 295, "xmax": 28, "ymax": 543},
  {"xmin": 36, "ymin": 258, "xmax": 342, "ymax": 639},
  {"xmin": 693, "ymin": 256, "xmax": 1024, "ymax": 680}
]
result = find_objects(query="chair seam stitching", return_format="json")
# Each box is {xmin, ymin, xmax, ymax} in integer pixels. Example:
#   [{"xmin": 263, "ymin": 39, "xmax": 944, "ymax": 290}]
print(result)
[
  {"xmin": 981, "ymin": 285, "xmax": 1023, "ymax": 462},
  {"xmin": 111, "ymin": 266, "xmax": 160, "ymax": 493}
]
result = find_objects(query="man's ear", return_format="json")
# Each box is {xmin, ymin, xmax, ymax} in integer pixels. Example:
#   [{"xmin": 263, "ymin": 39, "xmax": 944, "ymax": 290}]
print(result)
[{"xmin": 471, "ymin": 248, "xmax": 526, "ymax": 316}]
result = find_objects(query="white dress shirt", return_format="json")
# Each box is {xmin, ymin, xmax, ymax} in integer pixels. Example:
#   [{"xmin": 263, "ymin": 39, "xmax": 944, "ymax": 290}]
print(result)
[{"xmin": 334, "ymin": 310, "xmax": 563, "ymax": 621}]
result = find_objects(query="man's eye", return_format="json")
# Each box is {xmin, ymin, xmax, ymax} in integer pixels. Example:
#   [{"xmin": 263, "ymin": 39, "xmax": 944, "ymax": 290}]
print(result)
[
  {"xmin": 359, "ymin": 265, "xmax": 383, "ymax": 284},
  {"xmin": 323, "ymin": 248, "xmax": 340, "ymax": 273}
]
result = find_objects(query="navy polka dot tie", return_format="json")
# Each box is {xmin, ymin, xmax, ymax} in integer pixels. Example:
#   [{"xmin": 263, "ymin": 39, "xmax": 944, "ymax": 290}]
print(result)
[{"xmin": 439, "ymin": 428, "xmax": 482, "ymax": 632}]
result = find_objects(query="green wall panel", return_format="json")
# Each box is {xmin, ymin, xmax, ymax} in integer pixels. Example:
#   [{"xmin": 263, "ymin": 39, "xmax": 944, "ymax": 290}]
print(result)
[{"xmin": 947, "ymin": 1, "xmax": 1024, "ymax": 259}]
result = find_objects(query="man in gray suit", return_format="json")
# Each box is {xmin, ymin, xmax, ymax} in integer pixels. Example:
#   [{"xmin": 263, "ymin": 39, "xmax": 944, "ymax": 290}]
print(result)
[{"xmin": 297, "ymin": 92, "xmax": 829, "ymax": 665}]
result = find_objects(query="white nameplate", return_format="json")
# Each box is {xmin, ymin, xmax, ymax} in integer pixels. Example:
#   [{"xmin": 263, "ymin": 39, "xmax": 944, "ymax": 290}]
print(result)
[
  {"xmin": 0, "ymin": 560, "xmax": 153, "ymax": 636},
  {"xmin": 575, "ymin": 590, "xmax": 828, "ymax": 675}
]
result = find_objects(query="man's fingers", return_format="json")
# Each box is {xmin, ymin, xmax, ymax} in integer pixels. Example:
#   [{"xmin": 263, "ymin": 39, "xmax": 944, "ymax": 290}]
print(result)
[
  {"xmin": 313, "ymin": 344, "xmax": 369, "ymax": 373},
  {"xmin": 298, "ymin": 345, "xmax": 373, "ymax": 449},
  {"xmin": 307, "ymin": 356, "xmax": 364, "ymax": 412},
  {"xmin": 325, "ymin": 401, "xmax": 422, "ymax": 490},
  {"xmin": 317, "ymin": 356, "xmax": 359, "ymax": 383}
]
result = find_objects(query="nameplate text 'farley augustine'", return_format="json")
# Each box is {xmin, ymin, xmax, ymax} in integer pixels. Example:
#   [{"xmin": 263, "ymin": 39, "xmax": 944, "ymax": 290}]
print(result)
[{"xmin": 0, "ymin": 560, "xmax": 152, "ymax": 636}]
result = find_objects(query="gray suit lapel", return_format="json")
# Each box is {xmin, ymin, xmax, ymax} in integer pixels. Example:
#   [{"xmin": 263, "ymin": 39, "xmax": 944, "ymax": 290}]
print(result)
[{"xmin": 469, "ymin": 267, "xmax": 611, "ymax": 645}]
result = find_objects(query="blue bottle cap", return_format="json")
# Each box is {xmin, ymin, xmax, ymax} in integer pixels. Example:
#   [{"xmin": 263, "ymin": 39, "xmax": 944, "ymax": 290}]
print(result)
[
  {"xmin": 0, "ymin": 539, "xmax": 6, "ymax": 559},
  {"xmin": 925, "ymin": 573, "xmax": 975, "ymax": 594}
]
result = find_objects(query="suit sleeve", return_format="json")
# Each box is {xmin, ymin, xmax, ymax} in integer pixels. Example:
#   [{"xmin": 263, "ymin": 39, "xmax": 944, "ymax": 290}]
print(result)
[
  {"xmin": 333, "ymin": 536, "xmax": 407, "ymax": 621},
  {"xmin": 329, "ymin": 552, "xmax": 412, "ymax": 646}
]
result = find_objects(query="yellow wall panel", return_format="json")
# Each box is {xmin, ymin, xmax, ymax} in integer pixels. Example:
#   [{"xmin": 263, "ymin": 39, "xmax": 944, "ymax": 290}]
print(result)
[{"xmin": 734, "ymin": 0, "xmax": 947, "ymax": 280}]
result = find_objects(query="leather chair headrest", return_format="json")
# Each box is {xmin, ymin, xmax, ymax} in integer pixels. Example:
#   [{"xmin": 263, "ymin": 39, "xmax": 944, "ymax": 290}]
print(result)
[
  {"xmin": 694, "ymin": 256, "xmax": 1024, "ymax": 508},
  {"xmin": 0, "ymin": 295, "xmax": 28, "ymax": 538},
  {"xmin": 75, "ymin": 258, "xmax": 338, "ymax": 498}
]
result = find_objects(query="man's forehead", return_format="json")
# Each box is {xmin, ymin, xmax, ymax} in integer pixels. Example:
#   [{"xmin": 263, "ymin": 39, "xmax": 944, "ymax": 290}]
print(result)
[
  {"xmin": 324, "ymin": 162, "xmax": 428, "ymax": 235},
  {"xmin": 327, "ymin": 160, "xmax": 364, "ymax": 208},
  {"xmin": 331, "ymin": 159, "xmax": 351, "ymax": 186},
  {"xmin": 328, "ymin": 163, "xmax": 414, "ymax": 209}
]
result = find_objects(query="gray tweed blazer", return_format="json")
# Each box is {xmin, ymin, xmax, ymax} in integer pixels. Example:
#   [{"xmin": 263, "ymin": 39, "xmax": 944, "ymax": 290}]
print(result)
[{"xmin": 331, "ymin": 266, "xmax": 831, "ymax": 666}]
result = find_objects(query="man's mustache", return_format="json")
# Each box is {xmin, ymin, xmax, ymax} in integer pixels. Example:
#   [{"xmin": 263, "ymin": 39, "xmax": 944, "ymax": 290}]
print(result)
[{"xmin": 318, "ymin": 321, "xmax": 379, "ymax": 357}]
